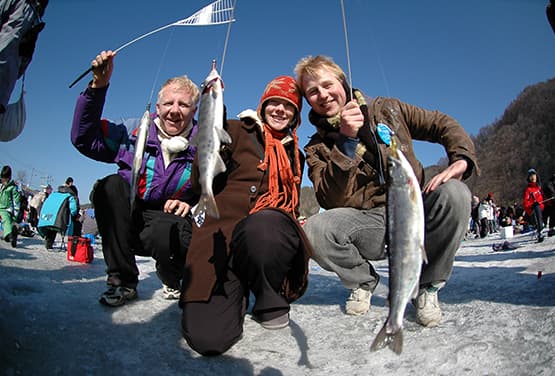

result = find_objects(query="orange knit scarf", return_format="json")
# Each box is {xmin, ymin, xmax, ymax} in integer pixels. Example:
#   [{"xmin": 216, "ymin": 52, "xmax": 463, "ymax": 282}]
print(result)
[{"xmin": 250, "ymin": 124, "xmax": 301, "ymax": 217}]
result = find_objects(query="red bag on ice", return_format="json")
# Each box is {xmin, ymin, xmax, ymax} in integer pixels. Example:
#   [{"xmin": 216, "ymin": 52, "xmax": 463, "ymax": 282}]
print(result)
[{"xmin": 66, "ymin": 236, "xmax": 94, "ymax": 263}]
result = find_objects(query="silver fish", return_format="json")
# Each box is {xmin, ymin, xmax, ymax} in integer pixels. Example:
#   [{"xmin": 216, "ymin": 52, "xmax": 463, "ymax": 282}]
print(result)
[
  {"xmin": 370, "ymin": 138, "xmax": 427, "ymax": 355},
  {"xmin": 191, "ymin": 61, "xmax": 231, "ymax": 220},
  {"xmin": 130, "ymin": 104, "xmax": 151, "ymax": 213}
]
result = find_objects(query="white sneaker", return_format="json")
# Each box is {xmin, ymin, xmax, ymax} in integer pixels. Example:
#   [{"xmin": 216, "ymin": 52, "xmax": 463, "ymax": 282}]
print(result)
[
  {"xmin": 162, "ymin": 284, "xmax": 180, "ymax": 300},
  {"xmin": 415, "ymin": 284, "xmax": 443, "ymax": 327},
  {"xmin": 345, "ymin": 287, "xmax": 371, "ymax": 315}
]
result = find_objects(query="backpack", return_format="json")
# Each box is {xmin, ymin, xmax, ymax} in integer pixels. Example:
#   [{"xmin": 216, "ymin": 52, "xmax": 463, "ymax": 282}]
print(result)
[{"xmin": 37, "ymin": 191, "xmax": 72, "ymax": 237}]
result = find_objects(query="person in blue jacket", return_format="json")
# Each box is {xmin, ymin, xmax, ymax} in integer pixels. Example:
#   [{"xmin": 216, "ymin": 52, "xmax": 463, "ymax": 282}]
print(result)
[
  {"xmin": 37, "ymin": 184, "xmax": 79, "ymax": 249},
  {"xmin": 71, "ymin": 50, "xmax": 199, "ymax": 307}
]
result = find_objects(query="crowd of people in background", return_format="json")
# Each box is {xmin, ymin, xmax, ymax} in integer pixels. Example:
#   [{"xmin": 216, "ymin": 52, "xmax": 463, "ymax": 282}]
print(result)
[
  {"xmin": 468, "ymin": 170, "xmax": 555, "ymax": 243},
  {"xmin": 0, "ymin": 167, "xmax": 92, "ymax": 249}
]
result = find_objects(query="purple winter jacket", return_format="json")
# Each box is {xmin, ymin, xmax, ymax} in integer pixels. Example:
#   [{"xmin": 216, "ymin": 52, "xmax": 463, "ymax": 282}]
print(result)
[{"xmin": 71, "ymin": 85, "xmax": 198, "ymax": 208}]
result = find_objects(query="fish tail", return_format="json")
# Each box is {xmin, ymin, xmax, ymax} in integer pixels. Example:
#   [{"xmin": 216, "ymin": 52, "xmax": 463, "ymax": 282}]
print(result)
[
  {"xmin": 370, "ymin": 324, "xmax": 403, "ymax": 355},
  {"xmin": 196, "ymin": 193, "xmax": 220, "ymax": 219}
]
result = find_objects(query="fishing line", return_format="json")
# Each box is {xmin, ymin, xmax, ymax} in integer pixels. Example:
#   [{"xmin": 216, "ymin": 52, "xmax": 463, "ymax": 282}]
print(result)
[
  {"xmin": 340, "ymin": 0, "xmax": 353, "ymax": 101},
  {"xmin": 367, "ymin": 22, "xmax": 390, "ymax": 97},
  {"xmin": 219, "ymin": 0, "xmax": 237, "ymax": 77},
  {"xmin": 147, "ymin": 28, "xmax": 176, "ymax": 107}
]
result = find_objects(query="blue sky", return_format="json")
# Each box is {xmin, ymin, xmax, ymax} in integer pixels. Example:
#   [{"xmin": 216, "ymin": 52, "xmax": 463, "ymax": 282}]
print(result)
[{"xmin": 2, "ymin": 0, "xmax": 555, "ymax": 204}]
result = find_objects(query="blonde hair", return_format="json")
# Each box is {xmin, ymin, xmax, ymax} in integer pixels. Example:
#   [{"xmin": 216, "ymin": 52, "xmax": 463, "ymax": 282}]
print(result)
[
  {"xmin": 294, "ymin": 55, "xmax": 346, "ymax": 91},
  {"xmin": 157, "ymin": 76, "xmax": 200, "ymax": 106}
]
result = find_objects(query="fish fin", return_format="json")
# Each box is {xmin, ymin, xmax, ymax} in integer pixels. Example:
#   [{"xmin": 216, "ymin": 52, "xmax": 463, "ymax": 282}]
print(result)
[
  {"xmin": 421, "ymin": 245, "xmax": 428, "ymax": 264},
  {"xmin": 370, "ymin": 324, "xmax": 389, "ymax": 352},
  {"xmin": 217, "ymin": 127, "xmax": 232, "ymax": 144},
  {"xmin": 214, "ymin": 154, "xmax": 227, "ymax": 175},
  {"xmin": 370, "ymin": 324, "xmax": 403, "ymax": 355},
  {"xmin": 389, "ymin": 330, "xmax": 403, "ymax": 355},
  {"xmin": 410, "ymin": 283, "xmax": 419, "ymax": 300}
]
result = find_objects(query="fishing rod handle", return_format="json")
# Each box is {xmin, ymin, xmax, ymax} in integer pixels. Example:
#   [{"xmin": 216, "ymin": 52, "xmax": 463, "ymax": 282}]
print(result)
[{"xmin": 69, "ymin": 66, "xmax": 93, "ymax": 89}]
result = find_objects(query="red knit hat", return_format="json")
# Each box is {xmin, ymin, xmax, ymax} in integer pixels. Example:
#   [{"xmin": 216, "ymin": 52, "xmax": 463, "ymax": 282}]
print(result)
[{"xmin": 257, "ymin": 76, "xmax": 302, "ymax": 128}]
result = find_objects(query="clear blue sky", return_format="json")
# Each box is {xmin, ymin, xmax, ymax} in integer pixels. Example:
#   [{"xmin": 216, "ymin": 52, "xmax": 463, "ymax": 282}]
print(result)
[{"xmin": 2, "ymin": 0, "xmax": 555, "ymax": 204}]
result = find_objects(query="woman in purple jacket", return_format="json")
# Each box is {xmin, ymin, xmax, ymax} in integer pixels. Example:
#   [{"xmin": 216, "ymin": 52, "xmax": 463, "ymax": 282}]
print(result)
[{"xmin": 71, "ymin": 50, "xmax": 199, "ymax": 307}]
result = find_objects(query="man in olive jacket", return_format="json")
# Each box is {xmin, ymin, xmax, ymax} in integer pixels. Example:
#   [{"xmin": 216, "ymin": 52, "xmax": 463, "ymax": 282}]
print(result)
[{"xmin": 295, "ymin": 55, "xmax": 479, "ymax": 327}]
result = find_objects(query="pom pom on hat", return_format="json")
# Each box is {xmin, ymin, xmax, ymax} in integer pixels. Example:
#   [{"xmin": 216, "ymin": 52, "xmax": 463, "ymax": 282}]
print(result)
[{"xmin": 257, "ymin": 76, "xmax": 302, "ymax": 128}]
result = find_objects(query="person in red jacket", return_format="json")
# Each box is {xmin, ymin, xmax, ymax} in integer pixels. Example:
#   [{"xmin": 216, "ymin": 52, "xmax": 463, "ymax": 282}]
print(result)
[{"xmin": 522, "ymin": 168, "xmax": 545, "ymax": 243}]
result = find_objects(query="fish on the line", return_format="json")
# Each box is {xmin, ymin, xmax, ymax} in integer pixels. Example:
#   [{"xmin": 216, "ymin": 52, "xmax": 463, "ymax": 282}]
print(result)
[
  {"xmin": 190, "ymin": 60, "xmax": 231, "ymax": 222},
  {"xmin": 129, "ymin": 104, "xmax": 151, "ymax": 213},
  {"xmin": 370, "ymin": 138, "xmax": 427, "ymax": 355}
]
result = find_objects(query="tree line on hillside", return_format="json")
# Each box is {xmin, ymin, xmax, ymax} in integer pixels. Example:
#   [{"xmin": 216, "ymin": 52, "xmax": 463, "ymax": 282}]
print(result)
[
  {"xmin": 467, "ymin": 77, "xmax": 555, "ymax": 207},
  {"xmin": 299, "ymin": 77, "xmax": 555, "ymax": 216}
]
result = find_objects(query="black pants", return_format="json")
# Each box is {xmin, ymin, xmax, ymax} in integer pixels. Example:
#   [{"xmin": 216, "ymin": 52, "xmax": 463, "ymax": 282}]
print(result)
[
  {"xmin": 181, "ymin": 209, "xmax": 300, "ymax": 356},
  {"xmin": 92, "ymin": 174, "xmax": 192, "ymax": 289},
  {"xmin": 43, "ymin": 219, "xmax": 82, "ymax": 248},
  {"xmin": 531, "ymin": 203, "xmax": 544, "ymax": 235},
  {"xmin": 29, "ymin": 207, "xmax": 38, "ymax": 228}
]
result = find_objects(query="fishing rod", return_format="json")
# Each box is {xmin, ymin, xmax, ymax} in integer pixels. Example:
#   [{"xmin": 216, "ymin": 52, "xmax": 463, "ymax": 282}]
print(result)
[
  {"xmin": 68, "ymin": 0, "xmax": 235, "ymax": 88},
  {"xmin": 540, "ymin": 196, "xmax": 555, "ymax": 204},
  {"xmin": 340, "ymin": 0, "xmax": 353, "ymax": 101},
  {"xmin": 219, "ymin": 0, "xmax": 236, "ymax": 77}
]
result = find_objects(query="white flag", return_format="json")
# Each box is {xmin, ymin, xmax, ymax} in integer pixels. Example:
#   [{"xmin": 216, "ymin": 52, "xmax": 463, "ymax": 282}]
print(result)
[{"xmin": 173, "ymin": 0, "xmax": 235, "ymax": 26}]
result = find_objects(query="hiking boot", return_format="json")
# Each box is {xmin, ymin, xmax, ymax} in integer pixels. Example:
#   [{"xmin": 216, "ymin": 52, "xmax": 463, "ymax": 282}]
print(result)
[
  {"xmin": 99, "ymin": 285, "xmax": 137, "ymax": 307},
  {"xmin": 345, "ymin": 287, "xmax": 371, "ymax": 315},
  {"xmin": 414, "ymin": 283, "xmax": 443, "ymax": 327},
  {"xmin": 162, "ymin": 284, "xmax": 180, "ymax": 300},
  {"xmin": 259, "ymin": 313, "xmax": 290, "ymax": 330}
]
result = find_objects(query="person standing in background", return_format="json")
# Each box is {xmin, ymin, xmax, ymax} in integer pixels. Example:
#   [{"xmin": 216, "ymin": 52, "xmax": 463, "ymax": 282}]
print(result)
[
  {"xmin": 28, "ymin": 184, "xmax": 51, "ymax": 229},
  {"xmin": 541, "ymin": 173, "xmax": 555, "ymax": 237},
  {"xmin": 0, "ymin": 165, "xmax": 21, "ymax": 247},
  {"xmin": 522, "ymin": 169, "xmax": 545, "ymax": 243}
]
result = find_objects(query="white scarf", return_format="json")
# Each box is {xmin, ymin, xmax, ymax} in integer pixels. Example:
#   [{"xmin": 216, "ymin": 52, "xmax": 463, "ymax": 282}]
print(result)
[{"xmin": 155, "ymin": 118, "xmax": 193, "ymax": 168}]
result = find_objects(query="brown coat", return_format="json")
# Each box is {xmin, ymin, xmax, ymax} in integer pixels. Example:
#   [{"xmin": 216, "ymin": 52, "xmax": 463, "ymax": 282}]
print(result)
[
  {"xmin": 305, "ymin": 96, "xmax": 479, "ymax": 210},
  {"xmin": 181, "ymin": 119, "xmax": 313, "ymax": 303}
]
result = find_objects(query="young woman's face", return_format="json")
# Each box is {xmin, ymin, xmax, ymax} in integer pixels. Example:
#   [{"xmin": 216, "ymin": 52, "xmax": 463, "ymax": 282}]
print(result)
[{"xmin": 264, "ymin": 98, "xmax": 296, "ymax": 132}]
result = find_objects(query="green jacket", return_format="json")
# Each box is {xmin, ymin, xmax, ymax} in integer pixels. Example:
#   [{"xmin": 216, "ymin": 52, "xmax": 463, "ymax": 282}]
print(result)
[{"xmin": 0, "ymin": 179, "xmax": 21, "ymax": 220}]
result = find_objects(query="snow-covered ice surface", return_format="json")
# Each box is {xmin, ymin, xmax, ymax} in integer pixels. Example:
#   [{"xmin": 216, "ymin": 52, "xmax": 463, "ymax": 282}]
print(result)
[{"xmin": 1, "ymin": 231, "xmax": 554, "ymax": 375}]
